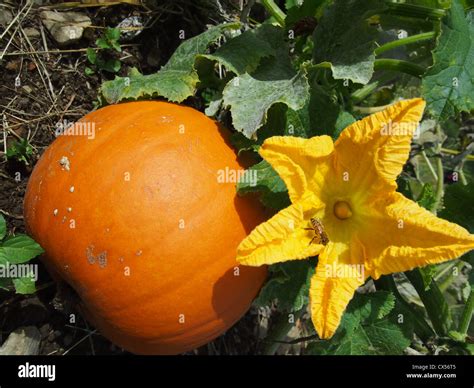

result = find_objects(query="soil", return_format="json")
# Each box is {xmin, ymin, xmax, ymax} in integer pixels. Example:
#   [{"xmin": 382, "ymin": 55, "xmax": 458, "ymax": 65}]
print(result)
[{"xmin": 0, "ymin": 0, "xmax": 278, "ymax": 355}]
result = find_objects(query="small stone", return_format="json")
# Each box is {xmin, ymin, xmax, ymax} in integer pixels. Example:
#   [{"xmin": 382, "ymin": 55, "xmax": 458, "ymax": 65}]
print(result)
[
  {"xmin": 24, "ymin": 27, "xmax": 40, "ymax": 38},
  {"xmin": 69, "ymin": 186, "xmax": 75, "ymax": 193},
  {"xmin": 53, "ymin": 209, "xmax": 58, "ymax": 216},
  {"xmin": 40, "ymin": 11, "xmax": 91, "ymax": 45}
]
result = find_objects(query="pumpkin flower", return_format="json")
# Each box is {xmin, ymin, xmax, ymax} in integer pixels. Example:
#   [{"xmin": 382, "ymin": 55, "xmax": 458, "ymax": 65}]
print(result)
[{"xmin": 237, "ymin": 98, "xmax": 474, "ymax": 339}]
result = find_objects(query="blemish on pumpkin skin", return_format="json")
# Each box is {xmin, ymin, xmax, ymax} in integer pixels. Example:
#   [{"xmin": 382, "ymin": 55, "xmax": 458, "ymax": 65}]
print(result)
[
  {"xmin": 86, "ymin": 245, "xmax": 108, "ymax": 268},
  {"xmin": 135, "ymin": 250, "xmax": 142, "ymax": 256},
  {"xmin": 59, "ymin": 156, "xmax": 70, "ymax": 171}
]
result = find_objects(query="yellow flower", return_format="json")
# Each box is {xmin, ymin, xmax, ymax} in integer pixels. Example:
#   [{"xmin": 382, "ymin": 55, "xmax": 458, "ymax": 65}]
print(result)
[{"xmin": 237, "ymin": 98, "xmax": 474, "ymax": 339}]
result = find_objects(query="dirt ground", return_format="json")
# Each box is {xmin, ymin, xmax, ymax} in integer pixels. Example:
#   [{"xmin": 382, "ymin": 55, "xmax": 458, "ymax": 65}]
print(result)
[{"xmin": 0, "ymin": 0, "xmax": 283, "ymax": 355}]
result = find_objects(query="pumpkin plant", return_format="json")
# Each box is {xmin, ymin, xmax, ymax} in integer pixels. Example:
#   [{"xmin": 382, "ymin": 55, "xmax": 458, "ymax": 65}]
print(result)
[{"xmin": 23, "ymin": 0, "xmax": 474, "ymax": 355}]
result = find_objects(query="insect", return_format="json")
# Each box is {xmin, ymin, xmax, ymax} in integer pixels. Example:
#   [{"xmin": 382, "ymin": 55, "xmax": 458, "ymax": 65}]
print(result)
[{"xmin": 304, "ymin": 218, "xmax": 329, "ymax": 246}]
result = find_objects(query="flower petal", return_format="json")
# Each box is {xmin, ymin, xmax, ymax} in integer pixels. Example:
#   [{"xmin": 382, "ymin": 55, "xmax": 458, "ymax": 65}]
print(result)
[
  {"xmin": 260, "ymin": 136, "xmax": 334, "ymax": 202},
  {"xmin": 309, "ymin": 239, "xmax": 367, "ymax": 339},
  {"xmin": 360, "ymin": 192, "xmax": 474, "ymax": 279},
  {"xmin": 334, "ymin": 99, "xmax": 425, "ymax": 192},
  {"xmin": 237, "ymin": 198, "xmax": 325, "ymax": 266}
]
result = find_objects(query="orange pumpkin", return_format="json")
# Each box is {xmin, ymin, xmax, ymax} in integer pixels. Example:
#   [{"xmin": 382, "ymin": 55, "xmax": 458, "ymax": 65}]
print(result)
[{"xmin": 24, "ymin": 101, "xmax": 267, "ymax": 354}]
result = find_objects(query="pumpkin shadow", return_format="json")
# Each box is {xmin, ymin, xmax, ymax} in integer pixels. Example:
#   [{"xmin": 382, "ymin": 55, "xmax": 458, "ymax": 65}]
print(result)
[
  {"xmin": 211, "ymin": 266, "xmax": 243, "ymax": 328},
  {"xmin": 210, "ymin": 197, "xmax": 268, "ymax": 328}
]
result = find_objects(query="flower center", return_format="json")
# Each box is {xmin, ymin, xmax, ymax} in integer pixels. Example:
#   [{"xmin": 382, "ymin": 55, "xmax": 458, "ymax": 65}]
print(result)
[{"xmin": 333, "ymin": 201, "xmax": 352, "ymax": 220}]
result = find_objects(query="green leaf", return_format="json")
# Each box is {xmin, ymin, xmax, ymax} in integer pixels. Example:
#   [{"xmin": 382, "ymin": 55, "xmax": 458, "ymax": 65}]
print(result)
[
  {"xmin": 101, "ymin": 23, "xmax": 239, "ymax": 103},
  {"xmin": 254, "ymin": 260, "xmax": 315, "ymax": 312},
  {"xmin": 422, "ymin": 0, "xmax": 474, "ymax": 121},
  {"xmin": 84, "ymin": 67, "xmax": 95, "ymax": 76},
  {"xmin": 416, "ymin": 182, "xmax": 437, "ymax": 211},
  {"xmin": 308, "ymin": 292, "xmax": 413, "ymax": 355},
  {"xmin": 0, "ymin": 235, "xmax": 44, "ymax": 264},
  {"xmin": 101, "ymin": 59, "xmax": 121, "ymax": 73},
  {"xmin": 439, "ymin": 181, "xmax": 474, "ymax": 232},
  {"xmin": 96, "ymin": 37, "xmax": 111, "ymax": 50},
  {"xmin": 223, "ymin": 62, "xmax": 309, "ymax": 138},
  {"xmin": 86, "ymin": 48, "xmax": 97, "ymax": 64},
  {"xmin": 105, "ymin": 27, "xmax": 121, "ymax": 42},
  {"xmin": 202, "ymin": 24, "xmax": 278, "ymax": 75},
  {"xmin": 0, "ymin": 214, "xmax": 6, "ymax": 240},
  {"xmin": 230, "ymin": 132, "xmax": 260, "ymax": 155},
  {"xmin": 237, "ymin": 160, "xmax": 290, "ymax": 209},
  {"xmin": 13, "ymin": 275, "xmax": 36, "ymax": 295},
  {"xmin": 312, "ymin": 0, "xmax": 381, "ymax": 84}
]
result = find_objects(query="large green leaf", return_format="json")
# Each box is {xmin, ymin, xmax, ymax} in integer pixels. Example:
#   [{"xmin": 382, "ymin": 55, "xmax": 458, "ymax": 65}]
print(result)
[
  {"xmin": 312, "ymin": 0, "xmax": 381, "ymax": 84},
  {"xmin": 222, "ymin": 26, "xmax": 309, "ymax": 139},
  {"xmin": 101, "ymin": 23, "xmax": 239, "ymax": 103},
  {"xmin": 308, "ymin": 292, "xmax": 413, "ymax": 355},
  {"xmin": 0, "ymin": 235, "xmax": 44, "ymax": 264},
  {"xmin": 422, "ymin": 0, "xmax": 474, "ymax": 121},
  {"xmin": 254, "ymin": 260, "xmax": 315, "ymax": 312},
  {"xmin": 223, "ymin": 65, "xmax": 309, "ymax": 139},
  {"xmin": 202, "ymin": 24, "xmax": 278, "ymax": 75}
]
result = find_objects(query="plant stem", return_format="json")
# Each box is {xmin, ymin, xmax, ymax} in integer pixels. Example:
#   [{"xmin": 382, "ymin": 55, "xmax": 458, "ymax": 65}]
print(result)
[
  {"xmin": 458, "ymin": 289, "xmax": 474, "ymax": 337},
  {"xmin": 374, "ymin": 59, "xmax": 425, "ymax": 77},
  {"xmin": 439, "ymin": 261, "xmax": 465, "ymax": 292},
  {"xmin": 441, "ymin": 148, "xmax": 474, "ymax": 161},
  {"xmin": 353, "ymin": 104, "xmax": 391, "ymax": 114},
  {"xmin": 405, "ymin": 268, "xmax": 452, "ymax": 337},
  {"xmin": 382, "ymin": 2, "xmax": 446, "ymax": 20},
  {"xmin": 433, "ymin": 124, "xmax": 444, "ymax": 214},
  {"xmin": 375, "ymin": 276, "xmax": 435, "ymax": 343},
  {"xmin": 312, "ymin": 59, "xmax": 425, "ymax": 78},
  {"xmin": 375, "ymin": 32, "xmax": 436, "ymax": 56},
  {"xmin": 262, "ymin": 309, "xmax": 305, "ymax": 355},
  {"xmin": 421, "ymin": 150, "xmax": 438, "ymax": 181},
  {"xmin": 351, "ymin": 73, "xmax": 395, "ymax": 103},
  {"xmin": 261, "ymin": 0, "xmax": 286, "ymax": 27}
]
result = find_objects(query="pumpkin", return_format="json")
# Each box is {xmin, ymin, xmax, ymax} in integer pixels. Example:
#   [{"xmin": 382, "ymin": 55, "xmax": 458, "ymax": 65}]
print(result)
[{"xmin": 24, "ymin": 101, "xmax": 267, "ymax": 354}]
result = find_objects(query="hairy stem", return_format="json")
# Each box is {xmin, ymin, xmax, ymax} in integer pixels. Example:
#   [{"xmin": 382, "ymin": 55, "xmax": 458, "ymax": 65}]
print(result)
[
  {"xmin": 433, "ymin": 124, "xmax": 444, "ymax": 214},
  {"xmin": 312, "ymin": 59, "xmax": 425, "ymax": 78},
  {"xmin": 261, "ymin": 0, "xmax": 286, "ymax": 27},
  {"xmin": 405, "ymin": 268, "xmax": 452, "ymax": 337},
  {"xmin": 374, "ymin": 59, "xmax": 425, "ymax": 77},
  {"xmin": 375, "ymin": 32, "xmax": 436, "ymax": 56},
  {"xmin": 382, "ymin": 2, "xmax": 446, "ymax": 20},
  {"xmin": 458, "ymin": 289, "xmax": 474, "ymax": 337}
]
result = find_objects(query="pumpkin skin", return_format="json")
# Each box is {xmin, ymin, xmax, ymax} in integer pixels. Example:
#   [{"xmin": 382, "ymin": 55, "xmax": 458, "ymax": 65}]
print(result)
[{"xmin": 24, "ymin": 101, "xmax": 267, "ymax": 354}]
